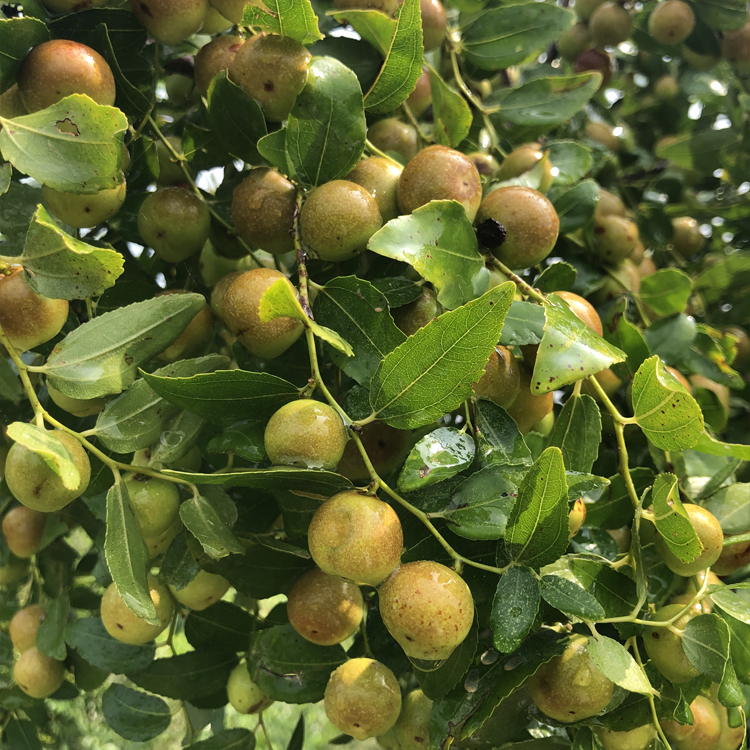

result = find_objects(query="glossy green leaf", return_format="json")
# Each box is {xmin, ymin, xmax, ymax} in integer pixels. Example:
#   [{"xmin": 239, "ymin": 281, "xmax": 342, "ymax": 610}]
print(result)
[
  {"xmin": 369, "ymin": 283, "xmax": 514, "ymax": 429},
  {"xmin": 148, "ymin": 409, "xmax": 205, "ymax": 467},
  {"xmin": 370, "ymin": 277, "xmax": 422, "ymax": 308},
  {"xmin": 65, "ymin": 617, "xmax": 155, "ymax": 674},
  {"xmin": 711, "ymin": 588, "xmax": 750, "ymax": 625},
  {"xmin": 682, "ymin": 614, "xmax": 732, "ymax": 683},
  {"xmin": 499, "ymin": 300, "xmax": 546, "ymax": 347},
  {"xmin": 101, "ymin": 684, "xmax": 171, "ymax": 742},
  {"xmin": 36, "ymin": 593, "xmax": 69, "ymax": 661},
  {"xmin": 632, "ymin": 356, "xmax": 704, "ymax": 451},
  {"xmin": 706, "ymin": 484, "xmax": 750, "ymax": 534},
  {"xmin": 651, "ymin": 473, "xmax": 703, "ymax": 564},
  {"xmin": 534, "ymin": 262, "xmax": 577, "ymax": 294},
  {"xmin": 547, "ymin": 140, "xmax": 593, "ymax": 185},
  {"xmin": 363, "ymin": 0, "xmax": 424, "ymax": 114},
  {"xmin": 207, "ymin": 421, "xmax": 266, "ymax": 463},
  {"xmin": 257, "ymin": 129, "xmax": 288, "ymax": 175},
  {"xmin": 328, "ymin": 10, "xmax": 396, "ymax": 55},
  {"xmin": 540, "ymin": 575, "xmax": 605, "ymax": 619},
  {"xmin": 180, "ymin": 486, "xmax": 244, "ymax": 559},
  {"xmin": 474, "ymin": 398, "xmax": 532, "ymax": 468},
  {"xmin": 491, "ymin": 566, "xmax": 540, "ymax": 653},
  {"xmin": 0, "ymin": 163, "xmax": 10, "ymax": 195},
  {"xmin": 427, "ymin": 65, "xmax": 472, "ymax": 148},
  {"xmin": 243, "ymin": 0, "xmax": 322, "ymax": 44},
  {"xmin": 397, "ymin": 427, "xmax": 475, "ymax": 493},
  {"xmin": 722, "ymin": 612, "xmax": 750, "ymax": 685},
  {"xmin": 644, "ymin": 314, "xmax": 697, "ymax": 365},
  {"xmin": 185, "ymin": 602, "xmax": 254, "ymax": 652},
  {"xmin": 692, "ymin": 433, "xmax": 750, "ymax": 462},
  {"xmin": 192, "ymin": 730, "xmax": 256, "ymax": 750},
  {"xmin": 6, "ymin": 423, "xmax": 80, "ymax": 490},
  {"xmin": 0, "ymin": 17, "xmax": 49, "ymax": 91},
  {"xmin": 4, "ymin": 718, "xmax": 41, "ymax": 750},
  {"xmin": 0, "ymin": 356, "xmax": 22, "ymax": 404},
  {"xmin": 505, "ymin": 447, "xmax": 569, "ymax": 569},
  {"xmin": 640, "ymin": 269, "xmax": 693, "ymax": 317},
  {"xmin": 286, "ymin": 56, "xmax": 366, "ymax": 186},
  {"xmin": 553, "ymin": 179, "xmax": 599, "ymax": 235},
  {"xmin": 546, "ymin": 394, "xmax": 601, "ymax": 474},
  {"xmin": 369, "ymin": 201, "xmax": 489, "ymax": 310},
  {"xmin": 587, "ymin": 635, "xmax": 656, "ymax": 695},
  {"xmin": 694, "ymin": 252, "xmax": 750, "ymax": 304}
]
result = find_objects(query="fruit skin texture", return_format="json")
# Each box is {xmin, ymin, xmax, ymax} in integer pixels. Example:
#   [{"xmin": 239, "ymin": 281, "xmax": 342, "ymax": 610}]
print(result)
[
  {"xmin": 0, "ymin": 269, "xmax": 69, "ymax": 353},
  {"xmin": 169, "ymin": 569, "xmax": 231, "ymax": 611},
  {"xmin": 194, "ymin": 35, "xmax": 243, "ymax": 95},
  {"xmin": 555, "ymin": 291, "xmax": 603, "ymax": 336},
  {"xmin": 227, "ymin": 663, "xmax": 274, "ymax": 714},
  {"xmin": 287, "ymin": 568, "xmax": 364, "ymax": 645},
  {"xmin": 643, "ymin": 603, "xmax": 699, "ymax": 683},
  {"xmin": 672, "ymin": 217, "xmax": 705, "ymax": 258},
  {"xmin": 476, "ymin": 186, "xmax": 560, "ymax": 269},
  {"xmin": 655, "ymin": 504, "xmax": 724, "ymax": 576},
  {"xmin": 122, "ymin": 473, "xmax": 181, "ymax": 538},
  {"xmin": 138, "ymin": 188, "xmax": 211, "ymax": 264},
  {"xmin": 337, "ymin": 421, "xmax": 410, "ymax": 482},
  {"xmin": 0, "ymin": 557, "xmax": 29, "ymax": 585},
  {"xmin": 586, "ymin": 121, "xmax": 619, "ymax": 151},
  {"xmin": 211, "ymin": 271, "xmax": 243, "ymax": 320},
  {"xmin": 17, "ymin": 40, "xmax": 116, "ymax": 113},
  {"xmin": 43, "ymin": 180, "xmax": 126, "ymax": 229},
  {"xmin": 222, "ymin": 268, "xmax": 304, "ymax": 358},
  {"xmin": 368, "ymin": 119, "xmax": 419, "ymax": 163},
  {"xmin": 497, "ymin": 148, "xmax": 553, "ymax": 193},
  {"xmin": 649, "ymin": 0, "xmax": 695, "ymax": 46},
  {"xmin": 395, "ymin": 689, "xmax": 433, "ymax": 750},
  {"xmin": 229, "ymin": 33, "xmax": 311, "ymax": 121},
  {"xmin": 421, "ymin": 0, "xmax": 447, "ymax": 51},
  {"xmin": 596, "ymin": 189, "xmax": 627, "ymax": 220},
  {"xmin": 406, "ymin": 69, "xmax": 432, "ymax": 118},
  {"xmin": 598, "ymin": 724, "xmax": 656, "ymax": 750},
  {"xmin": 6, "ymin": 430, "xmax": 91, "ymax": 513},
  {"xmin": 398, "ymin": 146, "xmax": 483, "ymax": 221},
  {"xmin": 232, "ymin": 168, "xmax": 297, "ymax": 255},
  {"xmin": 264, "ymin": 400, "xmax": 348, "ymax": 470},
  {"xmin": 594, "ymin": 216, "xmax": 639, "ymax": 264},
  {"xmin": 47, "ymin": 383, "xmax": 107, "ymax": 418},
  {"xmin": 100, "ymin": 576, "xmax": 174, "ymax": 645},
  {"xmin": 155, "ymin": 292, "xmax": 214, "ymax": 363},
  {"xmin": 661, "ymin": 696, "xmax": 721, "ymax": 750},
  {"xmin": 131, "ymin": 0, "xmax": 207, "ymax": 45},
  {"xmin": 590, "ymin": 2, "xmax": 633, "ymax": 47},
  {"xmin": 379, "ymin": 560, "xmax": 474, "ymax": 660},
  {"xmin": 144, "ymin": 516, "xmax": 183, "ymax": 560},
  {"xmin": 308, "ymin": 490, "xmax": 403, "ymax": 587},
  {"xmin": 473, "ymin": 346, "xmax": 521, "ymax": 409},
  {"xmin": 575, "ymin": 0, "xmax": 605, "ymax": 21},
  {"xmin": 712, "ymin": 537, "xmax": 750, "ymax": 576},
  {"xmin": 506, "ymin": 362, "xmax": 554, "ymax": 434},
  {"xmin": 393, "ymin": 287, "xmax": 443, "ymax": 336},
  {"xmin": 325, "ymin": 658, "xmax": 402, "ymax": 741},
  {"xmin": 347, "ymin": 158, "xmax": 403, "ymax": 224},
  {"xmin": 467, "ymin": 152, "xmax": 500, "ymax": 180},
  {"xmin": 2, "ymin": 506, "xmax": 47, "ymax": 558},
  {"xmin": 9, "ymin": 605, "xmax": 46, "ymax": 653},
  {"xmin": 13, "ymin": 647, "xmax": 65, "ymax": 699},
  {"xmin": 528, "ymin": 635, "xmax": 614, "ymax": 722},
  {"xmin": 300, "ymin": 181, "xmax": 383, "ymax": 261}
]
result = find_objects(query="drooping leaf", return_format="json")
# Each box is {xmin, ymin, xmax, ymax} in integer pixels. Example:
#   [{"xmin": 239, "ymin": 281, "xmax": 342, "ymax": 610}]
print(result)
[
  {"xmin": 602, "ymin": 298, "xmax": 651, "ymax": 379},
  {"xmin": 587, "ymin": 635, "xmax": 656, "ymax": 695},
  {"xmin": 540, "ymin": 575, "xmax": 606, "ymax": 620},
  {"xmin": 243, "ymin": 0, "xmax": 323, "ymax": 44},
  {"xmin": 546, "ymin": 394, "xmax": 601, "ymax": 474},
  {"xmin": 192, "ymin": 730, "xmax": 256, "ymax": 750},
  {"xmin": 639, "ymin": 269, "xmax": 693, "ymax": 318},
  {"xmin": 36, "ymin": 593, "xmax": 69, "ymax": 661},
  {"xmin": 491, "ymin": 566, "xmax": 540, "ymax": 653},
  {"xmin": 397, "ymin": 427, "xmax": 475, "ymax": 493},
  {"xmin": 180, "ymin": 486, "xmax": 244, "ymax": 559},
  {"xmin": 474, "ymin": 398, "xmax": 532, "ymax": 468},
  {"xmin": 427, "ymin": 65, "xmax": 472, "ymax": 148},
  {"xmin": 65, "ymin": 617, "xmax": 155, "ymax": 674},
  {"xmin": 651, "ymin": 473, "xmax": 703, "ymax": 564},
  {"xmin": 691, "ymin": 433, "xmax": 750, "ymax": 462},
  {"xmin": 101, "ymin": 684, "xmax": 171, "ymax": 742},
  {"xmin": 6, "ymin": 423, "xmax": 80, "ymax": 490}
]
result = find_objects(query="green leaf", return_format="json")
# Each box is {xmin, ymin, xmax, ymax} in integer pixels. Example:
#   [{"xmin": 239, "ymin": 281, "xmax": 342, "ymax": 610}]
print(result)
[
  {"xmin": 192, "ymin": 730, "xmax": 256, "ymax": 750},
  {"xmin": 655, "ymin": 129, "xmax": 740, "ymax": 174},
  {"xmin": 711, "ymin": 588, "xmax": 750, "ymax": 625},
  {"xmin": 640, "ymin": 269, "xmax": 693, "ymax": 318},
  {"xmin": 651, "ymin": 473, "xmax": 703, "ymax": 565},
  {"xmin": 128, "ymin": 649, "xmax": 239, "ymax": 700},
  {"xmin": 44, "ymin": 293, "xmax": 207, "ymax": 399},
  {"xmin": 474, "ymin": 398, "xmax": 532, "ymax": 468},
  {"xmin": 706, "ymin": 484, "xmax": 750, "ymax": 534},
  {"xmin": 491, "ymin": 566, "xmax": 540, "ymax": 653},
  {"xmin": 4, "ymin": 718, "xmax": 41, "ymax": 750},
  {"xmin": 141, "ymin": 368, "xmax": 300, "ymax": 426},
  {"xmin": 185, "ymin": 602, "xmax": 254, "ymax": 652},
  {"xmin": 682, "ymin": 614, "xmax": 732, "ymax": 683},
  {"xmin": 369, "ymin": 283, "xmax": 515, "ymax": 429},
  {"xmin": 246, "ymin": 624, "xmax": 347, "ymax": 704},
  {"xmin": 148, "ymin": 410, "xmax": 205, "ymax": 467},
  {"xmin": 722, "ymin": 612, "xmax": 750, "ymax": 685},
  {"xmin": 546, "ymin": 140, "xmax": 593, "ymax": 185},
  {"xmin": 257, "ymin": 129, "xmax": 289, "ymax": 175},
  {"xmin": 546, "ymin": 394, "xmax": 601, "ymax": 474},
  {"xmin": 328, "ymin": 10, "xmax": 396, "ymax": 55},
  {"xmin": 370, "ymin": 277, "xmax": 422, "ymax": 308},
  {"xmin": 632, "ymin": 356, "xmax": 704, "ymax": 451},
  {"xmin": 534, "ymin": 262, "xmax": 577, "ymax": 294},
  {"xmin": 180, "ymin": 486, "xmax": 244, "ymax": 560},
  {"xmin": 694, "ymin": 252, "xmax": 750, "ymax": 304},
  {"xmin": 313, "ymin": 275, "xmax": 406, "ymax": 387},
  {"xmin": 207, "ymin": 72, "xmax": 267, "ymax": 164},
  {"xmin": 0, "ymin": 17, "xmax": 49, "ymax": 91},
  {"xmin": 207, "ymin": 421, "xmax": 266, "ymax": 463},
  {"xmin": 587, "ymin": 635, "xmax": 656, "ymax": 695},
  {"xmin": 0, "ymin": 95, "xmax": 127, "ymax": 195},
  {"xmin": 0, "ymin": 162, "xmax": 10, "ymax": 195},
  {"xmin": 602, "ymin": 298, "xmax": 651, "ymax": 380},
  {"xmin": 499, "ymin": 73, "xmax": 601, "ymax": 127},
  {"xmin": 397, "ymin": 427, "xmax": 475, "ymax": 493},
  {"xmin": 36, "ymin": 593, "xmax": 69, "ymax": 661},
  {"xmin": 540, "ymin": 575, "xmax": 605, "ymax": 619},
  {"xmin": 286, "ymin": 56, "xmax": 366, "ymax": 186},
  {"xmin": 105, "ymin": 479, "xmax": 159, "ymax": 624},
  {"xmin": 552, "ymin": 179, "xmax": 599, "ymax": 235},
  {"xmin": 584, "ymin": 468, "xmax": 654, "ymax": 529},
  {"xmin": 459, "ymin": 3, "xmax": 574, "ymax": 70},
  {"xmin": 427, "ymin": 65, "xmax": 472, "ymax": 148},
  {"xmin": 0, "ymin": 356, "xmax": 22, "ymax": 404},
  {"xmin": 368, "ymin": 201, "xmax": 490, "ymax": 310},
  {"xmin": 65, "ymin": 617, "xmax": 155, "ymax": 674},
  {"xmin": 101, "ymin": 684, "xmax": 171, "ymax": 742},
  {"xmin": 499, "ymin": 300, "xmax": 546, "ymax": 347},
  {"xmin": 363, "ymin": 0, "xmax": 424, "ymax": 114},
  {"xmin": 695, "ymin": 0, "xmax": 747, "ymax": 31},
  {"xmin": 531, "ymin": 295, "xmax": 626, "ymax": 394},
  {"xmin": 505, "ymin": 447, "xmax": 569, "ymax": 569},
  {"xmin": 691, "ymin": 433, "xmax": 750, "ymax": 462},
  {"xmin": 242, "ymin": 0, "xmax": 323, "ymax": 44},
  {"xmin": 6, "ymin": 423, "xmax": 80, "ymax": 490}
]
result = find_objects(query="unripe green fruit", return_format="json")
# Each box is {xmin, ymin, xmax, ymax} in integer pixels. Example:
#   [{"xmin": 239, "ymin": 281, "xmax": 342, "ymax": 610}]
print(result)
[
  {"xmin": 264, "ymin": 400, "xmax": 348, "ymax": 470},
  {"xmin": 421, "ymin": 0, "xmax": 447, "ymax": 51},
  {"xmin": 586, "ymin": 121, "xmax": 619, "ymax": 152},
  {"xmin": 47, "ymin": 383, "xmax": 107, "ymax": 418},
  {"xmin": 200, "ymin": 6, "xmax": 232, "ymax": 34},
  {"xmin": 227, "ymin": 663, "xmax": 274, "ymax": 713},
  {"xmin": 131, "ymin": 0, "xmax": 207, "ymax": 45},
  {"xmin": 231, "ymin": 168, "xmax": 297, "ymax": 255},
  {"xmin": 13, "ymin": 647, "xmax": 65, "ymax": 698},
  {"xmin": 598, "ymin": 724, "xmax": 656, "ymax": 750},
  {"xmin": 593, "ymin": 215, "xmax": 639, "ymax": 264},
  {"xmin": 671, "ymin": 217, "xmax": 705, "ymax": 258},
  {"xmin": 155, "ymin": 291, "xmax": 214, "ymax": 363},
  {"xmin": 123, "ymin": 473, "xmax": 181, "ymax": 538},
  {"xmin": 655, "ymin": 504, "xmax": 723, "ymax": 576},
  {"xmin": 682, "ymin": 46, "xmax": 718, "ymax": 71},
  {"xmin": 558, "ymin": 23, "xmax": 592, "ymax": 62},
  {"xmin": 379, "ymin": 560, "xmax": 473, "ymax": 660},
  {"xmin": 643, "ymin": 603, "xmax": 699, "ymax": 683},
  {"xmin": 165, "ymin": 73, "xmax": 196, "ymax": 107},
  {"xmin": 497, "ymin": 148, "xmax": 553, "ymax": 193},
  {"xmin": 713, "ymin": 538, "xmax": 750, "ymax": 576},
  {"xmin": 333, "ymin": 0, "xmax": 400, "ymax": 15},
  {"xmin": 42, "ymin": 179, "xmax": 126, "ymax": 229},
  {"xmin": 0, "ymin": 557, "xmax": 29, "ymax": 586},
  {"xmin": 590, "ymin": 2, "xmax": 632, "ymax": 47},
  {"xmin": 711, "ymin": 687, "xmax": 746, "ymax": 750},
  {"xmin": 0, "ymin": 269, "xmax": 68, "ymax": 353},
  {"xmin": 337, "ymin": 421, "xmax": 410, "ymax": 482},
  {"xmin": 347, "ymin": 157, "xmax": 403, "ymax": 224},
  {"xmin": 144, "ymin": 516, "xmax": 182, "ymax": 560},
  {"xmin": 9, "ymin": 605, "xmax": 46, "ymax": 653},
  {"xmin": 662, "ymin": 696, "xmax": 721, "ymax": 750},
  {"xmin": 406, "ymin": 69, "xmax": 432, "ymax": 117},
  {"xmin": 210, "ymin": 271, "xmax": 243, "ymax": 320},
  {"xmin": 395, "ymin": 690, "xmax": 432, "ymax": 750},
  {"xmin": 210, "ymin": 0, "xmax": 264, "ymax": 24},
  {"xmin": 287, "ymin": 568, "xmax": 364, "ymax": 645},
  {"xmin": 300, "ymin": 180, "xmax": 383, "ymax": 261},
  {"xmin": 467, "ymin": 152, "xmax": 501, "ymax": 180},
  {"xmin": 101, "ymin": 576, "xmax": 174, "ymax": 645},
  {"xmin": 2, "ymin": 506, "xmax": 47, "ymax": 559},
  {"xmin": 138, "ymin": 188, "xmax": 211, "ymax": 264},
  {"xmin": 222, "ymin": 268, "xmax": 304, "ymax": 358},
  {"xmin": 575, "ymin": 0, "xmax": 605, "ymax": 22},
  {"xmin": 649, "ymin": 0, "xmax": 695, "ymax": 46},
  {"xmin": 506, "ymin": 362, "xmax": 554, "ymax": 434},
  {"xmin": 476, "ymin": 186, "xmax": 560, "ymax": 269},
  {"xmin": 398, "ymin": 145, "xmax": 483, "ymax": 221},
  {"xmin": 473, "ymin": 346, "xmax": 521, "ymax": 409},
  {"xmin": 156, "ymin": 136, "xmax": 190, "ymax": 186},
  {"xmin": 17, "ymin": 40, "xmax": 116, "ymax": 113},
  {"xmin": 596, "ymin": 189, "xmax": 627, "ymax": 220},
  {"xmin": 229, "ymin": 33, "xmax": 311, "ymax": 121},
  {"xmin": 654, "ymin": 75, "xmax": 680, "ymax": 100},
  {"xmin": 308, "ymin": 490, "xmax": 403, "ymax": 587},
  {"xmin": 368, "ymin": 120, "xmax": 419, "ymax": 164},
  {"xmin": 392, "ymin": 287, "xmax": 443, "ymax": 336},
  {"xmin": 6, "ymin": 430, "xmax": 91, "ymax": 513},
  {"xmin": 169, "ymin": 569, "xmax": 230, "ymax": 610},
  {"xmin": 529, "ymin": 635, "xmax": 613, "ymax": 722},
  {"xmin": 325, "ymin": 658, "xmax": 402, "ymax": 741}
]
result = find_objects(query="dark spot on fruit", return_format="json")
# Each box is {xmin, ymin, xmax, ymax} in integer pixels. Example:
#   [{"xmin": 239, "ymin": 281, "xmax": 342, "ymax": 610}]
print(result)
[
  {"xmin": 263, "ymin": 80, "xmax": 275, "ymax": 92},
  {"xmin": 476, "ymin": 218, "xmax": 506, "ymax": 249}
]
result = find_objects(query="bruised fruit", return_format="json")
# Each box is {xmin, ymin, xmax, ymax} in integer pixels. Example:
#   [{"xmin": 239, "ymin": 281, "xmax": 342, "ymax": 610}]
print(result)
[
  {"xmin": 347, "ymin": 158, "xmax": 403, "ymax": 224},
  {"xmin": 122, "ymin": 473, "xmax": 180, "ymax": 539},
  {"xmin": 43, "ymin": 180, "xmax": 126, "ymax": 229},
  {"xmin": 392, "ymin": 287, "xmax": 443, "ymax": 336},
  {"xmin": 368, "ymin": 119, "xmax": 419, "ymax": 163},
  {"xmin": 2, "ymin": 506, "xmax": 46, "ymax": 558},
  {"xmin": 643, "ymin": 603, "xmax": 699, "ymax": 683},
  {"xmin": 308, "ymin": 490, "xmax": 403, "ymax": 587},
  {"xmin": 195, "ymin": 35, "xmax": 243, "ymax": 95},
  {"xmin": 13, "ymin": 647, "xmax": 65, "ymax": 698},
  {"xmin": 101, "ymin": 576, "xmax": 174, "ymax": 644},
  {"xmin": 655, "ymin": 504, "xmax": 723, "ymax": 576},
  {"xmin": 227, "ymin": 663, "xmax": 274, "ymax": 714},
  {"xmin": 9, "ymin": 605, "xmax": 45, "ymax": 653},
  {"xmin": 395, "ymin": 689, "xmax": 433, "ymax": 750},
  {"xmin": 649, "ymin": 0, "xmax": 695, "ymax": 45},
  {"xmin": 131, "ymin": 0, "xmax": 207, "ymax": 45},
  {"xmin": 593, "ymin": 216, "xmax": 639, "ymax": 264},
  {"xmin": 169, "ymin": 569, "xmax": 231, "ymax": 610},
  {"xmin": 473, "ymin": 346, "xmax": 521, "ymax": 409}
]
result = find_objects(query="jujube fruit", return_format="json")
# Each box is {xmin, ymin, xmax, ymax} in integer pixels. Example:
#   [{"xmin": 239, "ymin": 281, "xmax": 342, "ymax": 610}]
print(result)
[
  {"xmin": 0, "ymin": 557, "xmax": 29, "ymax": 586},
  {"xmin": 467, "ymin": 152, "xmax": 500, "ymax": 180},
  {"xmin": 9, "ymin": 604, "xmax": 46, "ymax": 653},
  {"xmin": 654, "ymin": 75, "xmax": 680, "ymax": 100},
  {"xmin": 324, "ymin": 658, "xmax": 402, "ymax": 741},
  {"xmin": 368, "ymin": 119, "xmax": 419, "ymax": 163},
  {"xmin": 194, "ymin": 35, "xmax": 243, "ymax": 95},
  {"xmin": 671, "ymin": 217, "xmax": 705, "ymax": 258},
  {"xmin": 200, "ymin": 6, "xmax": 232, "ymax": 34},
  {"xmin": 597, "ymin": 724, "xmax": 656, "ymax": 750},
  {"xmin": 558, "ymin": 23, "xmax": 592, "ymax": 62},
  {"xmin": 569, "ymin": 497, "xmax": 587, "ymax": 538},
  {"xmin": 722, "ymin": 21, "xmax": 750, "ymax": 72},
  {"xmin": 308, "ymin": 490, "xmax": 403, "ymax": 587},
  {"xmin": 596, "ymin": 189, "xmax": 627, "ymax": 220},
  {"xmin": 2, "ymin": 506, "xmax": 47, "ymax": 558},
  {"xmin": 711, "ymin": 687, "xmax": 745, "ymax": 750},
  {"xmin": 155, "ymin": 291, "xmax": 214, "ymax": 363},
  {"xmin": 421, "ymin": 0, "xmax": 447, "ymax": 51},
  {"xmin": 473, "ymin": 346, "xmax": 521, "ymax": 409},
  {"xmin": 209, "ymin": 0, "xmax": 264, "ymax": 24},
  {"xmin": 122, "ymin": 473, "xmax": 181, "ymax": 539},
  {"xmin": 724, "ymin": 325, "xmax": 750, "ymax": 364},
  {"xmin": 506, "ymin": 362, "xmax": 554, "ymax": 434},
  {"xmin": 210, "ymin": 271, "xmax": 243, "ymax": 320},
  {"xmin": 144, "ymin": 516, "xmax": 183, "ymax": 560},
  {"xmin": 169, "ymin": 569, "xmax": 231, "ymax": 611},
  {"xmin": 643, "ymin": 603, "xmax": 699, "ymax": 683},
  {"xmin": 655, "ymin": 504, "xmax": 723, "ymax": 576},
  {"xmin": 590, "ymin": 2, "xmax": 632, "ymax": 47},
  {"xmin": 43, "ymin": 180, "xmax": 126, "ymax": 229},
  {"xmin": 575, "ymin": 0, "xmax": 606, "ymax": 21},
  {"xmin": 379, "ymin": 560, "xmax": 473, "ymax": 660},
  {"xmin": 13, "ymin": 647, "xmax": 65, "ymax": 698},
  {"xmin": 593, "ymin": 216, "xmax": 639, "ymax": 264},
  {"xmin": 395, "ymin": 689, "xmax": 433, "ymax": 750},
  {"xmin": 406, "ymin": 69, "xmax": 432, "ymax": 117},
  {"xmin": 333, "ymin": 0, "xmax": 400, "ymax": 14},
  {"xmin": 649, "ymin": 0, "xmax": 695, "ymax": 46},
  {"xmin": 100, "ymin": 576, "xmax": 174, "ymax": 645},
  {"xmin": 586, "ymin": 121, "xmax": 620, "ymax": 151},
  {"xmin": 554, "ymin": 291, "xmax": 603, "ymax": 336},
  {"xmin": 156, "ymin": 136, "xmax": 190, "ymax": 186},
  {"xmin": 661, "ymin": 695, "xmax": 721, "ymax": 750},
  {"xmin": 287, "ymin": 568, "xmax": 364, "ymax": 645},
  {"xmin": 336, "ymin": 421, "xmax": 410, "ymax": 482},
  {"xmin": 264, "ymin": 400, "xmax": 348, "ymax": 470},
  {"xmin": 392, "ymin": 287, "xmax": 443, "ymax": 336},
  {"xmin": 131, "ymin": 0, "xmax": 207, "ymax": 45},
  {"xmin": 227, "ymin": 663, "xmax": 274, "ymax": 714},
  {"xmin": 347, "ymin": 157, "xmax": 403, "ymax": 224},
  {"xmin": 712, "ymin": 537, "xmax": 750, "ymax": 576},
  {"xmin": 683, "ymin": 46, "xmax": 718, "ymax": 71},
  {"xmin": 496, "ymin": 147, "xmax": 553, "ymax": 193},
  {"xmin": 47, "ymin": 383, "xmax": 107, "ymax": 418},
  {"xmin": 575, "ymin": 49, "xmax": 614, "ymax": 88}
]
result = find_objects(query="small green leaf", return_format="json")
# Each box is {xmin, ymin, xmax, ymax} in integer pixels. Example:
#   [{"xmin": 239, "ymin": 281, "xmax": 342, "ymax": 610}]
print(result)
[
  {"xmin": 0, "ymin": 356, "xmax": 22, "ymax": 404},
  {"xmin": 602, "ymin": 298, "xmax": 651, "ymax": 379},
  {"xmin": 207, "ymin": 421, "xmax": 266, "ymax": 462},
  {"xmin": 552, "ymin": 179, "xmax": 599, "ymax": 235},
  {"xmin": 328, "ymin": 10, "xmax": 396, "ymax": 55},
  {"xmin": 243, "ymin": 0, "xmax": 323, "ymax": 44},
  {"xmin": 546, "ymin": 394, "xmax": 601, "ymax": 474},
  {"xmin": 148, "ymin": 410, "xmax": 204, "ymax": 467},
  {"xmin": 651, "ymin": 473, "xmax": 703, "ymax": 564},
  {"xmin": 491, "ymin": 566, "xmax": 540, "ymax": 653},
  {"xmin": 427, "ymin": 65, "xmax": 472, "ymax": 148},
  {"xmin": 695, "ymin": 0, "xmax": 747, "ymax": 32},
  {"xmin": 6, "ymin": 423, "xmax": 80, "ymax": 490},
  {"xmin": 655, "ymin": 129, "xmax": 740, "ymax": 174},
  {"xmin": 101, "ymin": 684, "xmax": 171, "ymax": 742},
  {"xmin": 0, "ymin": 162, "xmax": 10, "ymax": 195},
  {"xmin": 534, "ymin": 262, "xmax": 577, "ymax": 294},
  {"xmin": 36, "ymin": 593, "xmax": 69, "ymax": 661},
  {"xmin": 546, "ymin": 140, "xmax": 593, "ymax": 185},
  {"xmin": 65, "ymin": 617, "xmax": 155, "ymax": 674},
  {"xmin": 711, "ymin": 588, "xmax": 750, "ymax": 625},
  {"xmin": 640, "ymin": 269, "xmax": 693, "ymax": 317},
  {"xmin": 588, "ymin": 635, "xmax": 656, "ymax": 695},
  {"xmin": 397, "ymin": 427, "xmax": 475, "ymax": 493},
  {"xmin": 706, "ymin": 484, "xmax": 750, "ymax": 535},
  {"xmin": 180, "ymin": 486, "xmax": 244, "ymax": 560},
  {"xmin": 257, "ymin": 129, "xmax": 289, "ymax": 175},
  {"xmin": 682, "ymin": 614, "xmax": 732, "ymax": 683},
  {"xmin": 540, "ymin": 575, "xmax": 606, "ymax": 620},
  {"xmin": 499, "ymin": 300, "xmax": 546, "ymax": 347},
  {"xmin": 474, "ymin": 398, "xmax": 532, "ymax": 468},
  {"xmin": 0, "ymin": 17, "xmax": 49, "ymax": 91},
  {"xmin": 584, "ymin": 468, "xmax": 654, "ymax": 529}
]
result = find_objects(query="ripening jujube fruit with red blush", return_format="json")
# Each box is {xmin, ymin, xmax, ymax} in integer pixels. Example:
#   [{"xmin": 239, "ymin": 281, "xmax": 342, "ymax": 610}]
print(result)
[
  {"xmin": 406, "ymin": 69, "xmax": 432, "ymax": 117},
  {"xmin": 554, "ymin": 291, "xmax": 603, "ymax": 336},
  {"xmin": 661, "ymin": 695, "xmax": 722, "ymax": 750},
  {"xmin": 473, "ymin": 346, "xmax": 521, "ymax": 409},
  {"xmin": 194, "ymin": 35, "xmax": 243, "ymax": 96}
]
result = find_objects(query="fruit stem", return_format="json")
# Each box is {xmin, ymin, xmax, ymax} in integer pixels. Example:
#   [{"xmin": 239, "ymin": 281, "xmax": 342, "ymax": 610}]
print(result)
[
  {"xmin": 401, "ymin": 101, "xmax": 430, "ymax": 144},
  {"xmin": 293, "ymin": 192, "xmax": 313, "ymax": 320},
  {"xmin": 489, "ymin": 257, "xmax": 547, "ymax": 305},
  {"xmin": 365, "ymin": 138, "xmax": 402, "ymax": 167},
  {"xmin": 258, "ymin": 713, "xmax": 275, "ymax": 750},
  {"xmin": 0, "ymin": 320, "xmax": 45, "ymax": 426}
]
